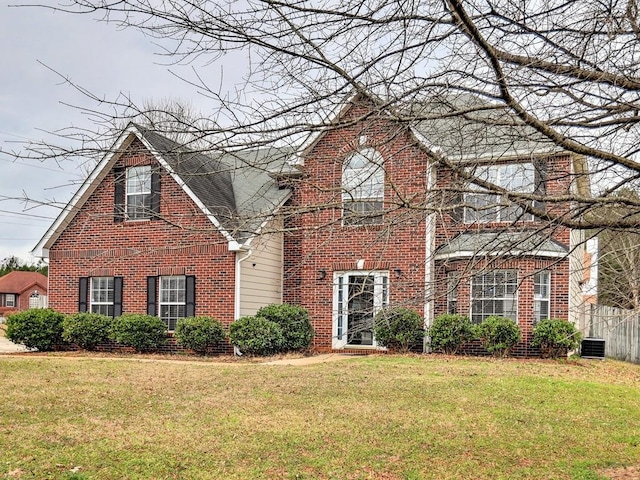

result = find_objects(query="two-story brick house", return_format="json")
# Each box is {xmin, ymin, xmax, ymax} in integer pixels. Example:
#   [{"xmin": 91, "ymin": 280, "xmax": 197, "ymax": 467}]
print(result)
[{"xmin": 34, "ymin": 93, "xmax": 588, "ymax": 354}]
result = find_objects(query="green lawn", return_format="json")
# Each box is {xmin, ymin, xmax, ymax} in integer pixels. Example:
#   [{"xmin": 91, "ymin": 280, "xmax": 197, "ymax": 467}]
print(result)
[{"xmin": 0, "ymin": 355, "xmax": 638, "ymax": 479}]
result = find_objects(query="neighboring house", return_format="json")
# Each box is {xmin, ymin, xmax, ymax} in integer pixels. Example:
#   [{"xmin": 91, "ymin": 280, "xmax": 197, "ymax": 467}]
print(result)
[
  {"xmin": 0, "ymin": 271, "xmax": 48, "ymax": 316},
  {"xmin": 34, "ymin": 93, "xmax": 591, "ymax": 354}
]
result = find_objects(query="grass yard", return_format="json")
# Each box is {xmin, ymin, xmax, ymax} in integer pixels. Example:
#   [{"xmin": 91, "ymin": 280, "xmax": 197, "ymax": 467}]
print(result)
[{"xmin": 0, "ymin": 355, "xmax": 638, "ymax": 480}]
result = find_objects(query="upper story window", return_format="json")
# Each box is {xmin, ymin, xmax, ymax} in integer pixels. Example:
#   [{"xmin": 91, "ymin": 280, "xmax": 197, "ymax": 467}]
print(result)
[
  {"xmin": 114, "ymin": 165, "xmax": 160, "ymax": 222},
  {"xmin": 464, "ymin": 163, "xmax": 535, "ymax": 223},
  {"xmin": 126, "ymin": 166, "xmax": 152, "ymax": 220},
  {"xmin": 342, "ymin": 148, "xmax": 384, "ymax": 226}
]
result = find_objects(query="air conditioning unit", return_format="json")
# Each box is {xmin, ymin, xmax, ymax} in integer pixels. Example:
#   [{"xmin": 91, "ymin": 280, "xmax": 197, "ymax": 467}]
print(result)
[{"xmin": 581, "ymin": 338, "xmax": 605, "ymax": 359}]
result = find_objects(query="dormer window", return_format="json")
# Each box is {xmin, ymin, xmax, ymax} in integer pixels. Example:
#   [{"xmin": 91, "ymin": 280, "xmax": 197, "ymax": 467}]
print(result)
[
  {"xmin": 126, "ymin": 166, "xmax": 152, "ymax": 220},
  {"xmin": 342, "ymin": 148, "xmax": 384, "ymax": 226}
]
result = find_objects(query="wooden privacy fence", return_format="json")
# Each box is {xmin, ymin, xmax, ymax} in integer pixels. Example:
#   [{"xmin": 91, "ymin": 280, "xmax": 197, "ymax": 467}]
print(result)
[{"xmin": 577, "ymin": 304, "xmax": 640, "ymax": 364}]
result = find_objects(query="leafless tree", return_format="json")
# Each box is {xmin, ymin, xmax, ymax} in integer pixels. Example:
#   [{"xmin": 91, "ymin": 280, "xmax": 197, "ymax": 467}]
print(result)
[
  {"xmin": 14, "ymin": 0, "xmax": 638, "ymax": 229},
  {"xmin": 13, "ymin": 0, "xmax": 640, "ymax": 343}
]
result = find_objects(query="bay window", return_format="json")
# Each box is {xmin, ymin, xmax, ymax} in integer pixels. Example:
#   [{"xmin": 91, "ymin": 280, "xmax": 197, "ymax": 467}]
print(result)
[{"xmin": 471, "ymin": 270, "xmax": 518, "ymax": 324}]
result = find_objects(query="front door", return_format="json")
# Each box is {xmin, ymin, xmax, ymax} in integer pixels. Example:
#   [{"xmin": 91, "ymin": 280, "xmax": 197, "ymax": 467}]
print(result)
[{"xmin": 334, "ymin": 271, "xmax": 389, "ymax": 349}]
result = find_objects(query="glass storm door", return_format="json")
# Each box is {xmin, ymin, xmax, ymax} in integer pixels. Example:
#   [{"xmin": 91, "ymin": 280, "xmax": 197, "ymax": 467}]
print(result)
[{"xmin": 334, "ymin": 272, "xmax": 389, "ymax": 348}]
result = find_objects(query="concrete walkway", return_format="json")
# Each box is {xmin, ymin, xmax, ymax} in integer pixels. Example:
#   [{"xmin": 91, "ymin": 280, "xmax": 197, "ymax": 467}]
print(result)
[
  {"xmin": 261, "ymin": 353, "xmax": 358, "ymax": 365},
  {"xmin": 0, "ymin": 335, "xmax": 30, "ymax": 353}
]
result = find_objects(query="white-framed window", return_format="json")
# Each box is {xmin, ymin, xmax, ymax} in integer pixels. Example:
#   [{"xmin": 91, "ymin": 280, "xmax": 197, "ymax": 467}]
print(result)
[
  {"xmin": 534, "ymin": 270, "xmax": 551, "ymax": 324},
  {"xmin": 471, "ymin": 270, "xmax": 518, "ymax": 324},
  {"xmin": 464, "ymin": 163, "xmax": 535, "ymax": 223},
  {"xmin": 126, "ymin": 165, "xmax": 152, "ymax": 220},
  {"xmin": 447, "ymin": 272, "xmax": 458, "ymax": 314},
  {"xmin": 90, "ymin": 277, "xmax": 114, "ymax": 317},
  {"xmin": 333, "ymin": 271, "xmax": 389, "ymax": 348},
  {"xmin": 342, "ymin": 148, "xmax": 384, "ymax": 225},
  {"xmin": 159, "ymin": 276, "xmax": 186, "ymax": 331},
  {"xmin": 29, "ymin": 292, "xmax": 42, "ymax": 309},
  {"xmin": 5, "ymin": 294, "xmax": 15, "ymax": 308}
]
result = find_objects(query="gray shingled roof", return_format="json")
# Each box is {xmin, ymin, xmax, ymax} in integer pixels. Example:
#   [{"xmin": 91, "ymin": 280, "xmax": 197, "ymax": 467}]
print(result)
[
  {"xmin": 136, "ymin": 125, "xmax": 292, "ymax": 243},
  {"xmin": 435, "ymin": 231, "xmax": 569, "ymax": 259},
  {"xmin": 220, "ymin": 147, "xmax": 294, "ymax": 242},
  {"xmin": 408, "ymin": 94, "xmax": 558, "ymax": 161}
]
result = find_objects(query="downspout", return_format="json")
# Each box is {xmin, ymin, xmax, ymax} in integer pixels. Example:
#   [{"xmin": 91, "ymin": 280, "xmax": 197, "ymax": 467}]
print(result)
[
  {"xmin": 233, "ymin": 247, "xmax": 252, "ymax": 355},
  {"xmin": 424, "ymin": 162, "xmax": 437, "ymax": 353}
]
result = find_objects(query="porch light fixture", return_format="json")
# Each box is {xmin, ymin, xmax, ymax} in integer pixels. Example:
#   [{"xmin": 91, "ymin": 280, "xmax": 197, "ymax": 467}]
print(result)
[{"xmin": 317, "ymin": 269, "xmax": 326, "ymax": 280}]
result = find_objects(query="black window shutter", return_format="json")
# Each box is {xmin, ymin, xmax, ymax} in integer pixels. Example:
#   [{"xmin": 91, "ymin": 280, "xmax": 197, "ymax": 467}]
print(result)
[
  {"xmin": 147, "ymin": 276, "xmax": 158, "ymax": 316},
  {"xmin": 113, "ymin": 277, "xmax": 123, "ymax": 317},
  {"xmin": 533, "ymin": 158, "xmax": 548, "ymax": 213},
  {"xmin": 114, "ymin": 167, "xmax": 125, "ymax": 223},
  {"xmin": 150, "ymin": 171, "xmax": 161, "ymax": 220},
  {"xmin": 185, "ymin": 275, "xmax": 196, "ymax": 318},
  {"xmin": 78, "ymin": 277, "xmax": 88, "ymax": 313}
]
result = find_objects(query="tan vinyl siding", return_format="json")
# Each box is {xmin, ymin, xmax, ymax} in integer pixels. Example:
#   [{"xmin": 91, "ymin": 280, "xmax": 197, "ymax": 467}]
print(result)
[{"xmin": 239, "ymin": 219, "xmax": 284, "ymax": 317}]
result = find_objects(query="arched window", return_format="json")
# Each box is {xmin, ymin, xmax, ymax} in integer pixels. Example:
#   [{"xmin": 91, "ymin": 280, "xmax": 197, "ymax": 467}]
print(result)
[{"xmin": 342, "ymin": 148, "xmax": 384, "ymax": 225}]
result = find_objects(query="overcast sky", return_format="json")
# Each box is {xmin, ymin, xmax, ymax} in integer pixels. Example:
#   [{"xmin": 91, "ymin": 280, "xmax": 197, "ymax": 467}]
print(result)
[{"xmin": 0, "ymin": 2, "xmax": 239, "ymax": 263}]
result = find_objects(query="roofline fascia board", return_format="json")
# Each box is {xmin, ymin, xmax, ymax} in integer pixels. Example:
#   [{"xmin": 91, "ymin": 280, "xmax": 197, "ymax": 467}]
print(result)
[
  {"xmin": 32, "ymin": 126, "xmax": 139, "ymax": 256},
  {"xmin": 297, "ymin": 92, "xmax": 360, "ymax": 163},
  {"xmin": 434, "ymin": 249, "xmax": 568, "ymax": 261},
  {"xmin": 228, "ymin": 240, "xmax": 244, "ymax": 252}
]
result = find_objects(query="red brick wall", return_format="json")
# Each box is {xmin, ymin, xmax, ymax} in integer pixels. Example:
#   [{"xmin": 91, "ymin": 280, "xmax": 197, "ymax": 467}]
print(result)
[{"xmin": 48, "ymin": 138, "xmax": 237, "ymax": 326}]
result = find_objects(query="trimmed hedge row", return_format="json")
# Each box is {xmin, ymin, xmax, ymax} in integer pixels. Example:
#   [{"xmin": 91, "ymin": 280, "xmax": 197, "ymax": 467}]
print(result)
[
  {"xmin": 5, "ymin": 306, "xmax": 582, "ymax": 359},
  {"xmin": 427, "ymin": 313, "xmax": 582, "ymax": 358},
  {"xmin": 5, "ymin": 303, "xmax": 313, "ymax": 356}
]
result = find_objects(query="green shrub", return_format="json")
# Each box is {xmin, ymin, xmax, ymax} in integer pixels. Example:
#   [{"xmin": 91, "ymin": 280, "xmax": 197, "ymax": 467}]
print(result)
[
  {"xmin": 110, "ymin": 314, "xmax": 167, "ymax": 352},
  {"xmin": 175, "ymin": 316, "xmax": 226, "ymax": 354},
  {"xmin": 255, "ymin": 303, "xmax": 314, "ymax": 352},
  {"xmin": 229, "ymin": 316, "xmax": 284, "ymax": 356},
  {"xmin": 373, "ymin": 307, "xmax": 424, "ymax": 352},
  {"xmin": 62, "ymin": 312, "xmax": 113, "ymax": 350},
  {"xmin": 428, "ymin": 313, "xmax": 474, "ymax": 354},
  {"xmin": 5, "ymin": 308, "xmax": 65, "ymax": 351},
  {"xmin": 532, "ymin": 318, "xmax": 582, "ymax": 358},
  {"xmin": 474, "ymin": 316, "xmax": 521, "ymax": 357}
]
